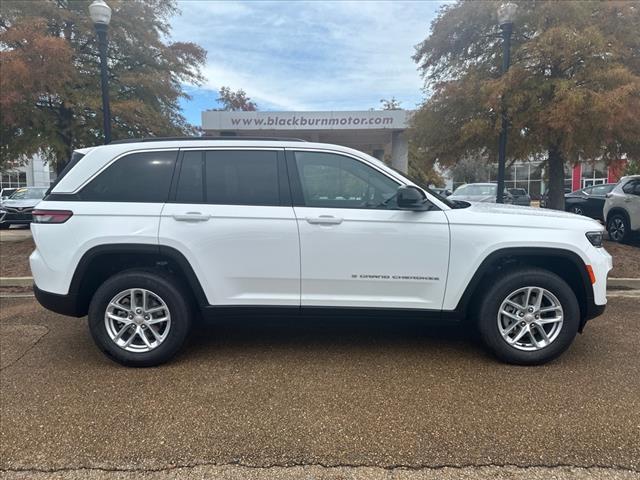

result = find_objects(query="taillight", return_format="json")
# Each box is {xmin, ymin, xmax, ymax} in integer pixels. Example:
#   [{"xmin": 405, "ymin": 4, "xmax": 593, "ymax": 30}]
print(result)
[{"xmin": 31, "ymin": 209, "xmax": 73, "ymax": 224}]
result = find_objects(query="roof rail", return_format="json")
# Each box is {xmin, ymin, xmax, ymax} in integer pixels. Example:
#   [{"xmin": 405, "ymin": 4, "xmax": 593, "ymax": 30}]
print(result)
[{"xmin": 109, "ymin": 136, "xmax": 308, "ymax": 144}]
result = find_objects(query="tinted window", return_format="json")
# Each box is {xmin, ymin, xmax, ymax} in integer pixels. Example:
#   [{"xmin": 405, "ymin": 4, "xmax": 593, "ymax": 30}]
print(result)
[
  {"xmin": 205, "ymin": 150, "xmax": 279, "ymax": 206},
  {"xmin": 591, "ymin": 184, "xmax": 612, "ymax": 196},
  {"xmin": 80, "ymin": 151, "xmax": 177, "ymax": 202},
  {"xmin": 294, "ymin": 151, "xmax": 398, "ymax": 209},
  {"xmin": 176, "ymin": 151, "xmax": 204, "ymax": 203},
  {"xmin": 623, "ymin": 180, "xmax": 640, "ymax": 195}
]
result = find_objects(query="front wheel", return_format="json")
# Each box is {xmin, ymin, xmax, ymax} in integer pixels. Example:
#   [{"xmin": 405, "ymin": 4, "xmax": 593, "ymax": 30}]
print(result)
[
  {"xmin": 607, "ymin": 213, "xmax": 630, "ymax": 243},
  {"xmin": 477, "ymin": 268, "xmax": 580, "ymax": 365},
  {"xmin": 88, "ymin": 269, "xmax": 193, "ymax": 367}
]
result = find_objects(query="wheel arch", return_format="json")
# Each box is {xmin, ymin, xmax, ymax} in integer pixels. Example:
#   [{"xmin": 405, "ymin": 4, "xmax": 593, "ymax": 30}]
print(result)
[
  {"xmin": 456, "ymin": 247, "xmax": 594, "ymax": 329},
  {"xmin": 605, "ymin": 206, "xmax": 630, "ymax": 225},
  {"xmin": 68, "ymin": 244, "xmax": 207, "ymax": 317}
]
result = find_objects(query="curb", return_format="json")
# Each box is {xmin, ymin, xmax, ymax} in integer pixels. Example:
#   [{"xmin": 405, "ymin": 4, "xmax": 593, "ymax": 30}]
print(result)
[
  {"xmin": 1, "ymin": 276, "xmax": 640, "ymax": 290},
  {"xmin": 0, "ymin": 277, "xmax": 33, "ymax": 287},
  {"xmin": 607, "ymin": 278, "xmax": 640, "ymax": 290}
]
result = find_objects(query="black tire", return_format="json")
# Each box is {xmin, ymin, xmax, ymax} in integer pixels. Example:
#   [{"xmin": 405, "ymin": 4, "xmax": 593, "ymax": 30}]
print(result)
[
  {"xmin": 0, "ymin": 223, "xmax": 10, "ymax": 229},
  {"xmin": 88, "ymin": 269, "xmax": 193, "ymax": 367},
  {"xmin": 477, "ymin": 268, "xmax": 580, "ymax": 365},
  {"xmin": 607, "ymin": 212, "xmax": 630, "ymax": 243}
]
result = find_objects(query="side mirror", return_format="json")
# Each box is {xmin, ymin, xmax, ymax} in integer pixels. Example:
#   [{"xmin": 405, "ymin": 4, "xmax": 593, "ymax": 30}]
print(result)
[{"xmin": 397, "ymin": 186, "xmax": 429, "ymax": 211}]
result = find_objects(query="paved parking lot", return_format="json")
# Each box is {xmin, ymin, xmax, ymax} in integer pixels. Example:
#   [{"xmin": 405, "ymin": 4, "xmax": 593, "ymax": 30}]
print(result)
[{"xmin": 1, "ymin": 296, "xmax": 639, "ymax": 479}]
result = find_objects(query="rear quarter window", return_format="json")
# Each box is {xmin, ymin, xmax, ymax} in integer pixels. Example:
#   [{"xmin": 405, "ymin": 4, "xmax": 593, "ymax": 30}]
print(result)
[{"xmin": 79, "ymin": 151, "xmax": 178, "ymax": 202}]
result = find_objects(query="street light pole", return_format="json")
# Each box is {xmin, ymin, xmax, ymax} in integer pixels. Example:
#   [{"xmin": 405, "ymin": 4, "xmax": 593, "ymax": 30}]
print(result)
[
  {"xmin": 89, "ymin": 0, "xmax": 112, "ymax": 144},
  {"xmin": 495, "ymin": 2, "xmax": 517, "ymax": 203}
]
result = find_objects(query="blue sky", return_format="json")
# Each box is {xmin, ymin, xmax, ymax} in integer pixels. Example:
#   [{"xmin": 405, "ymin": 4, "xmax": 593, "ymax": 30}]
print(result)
[{"xmin": 170, "ymin": 1, "xmax": 446, "ymax": 125}]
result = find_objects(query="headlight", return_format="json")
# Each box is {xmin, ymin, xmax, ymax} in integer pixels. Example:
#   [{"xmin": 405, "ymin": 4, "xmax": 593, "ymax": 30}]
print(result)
[{"xmin": 586, "ymin": 231, "xmax": 604, "ymax": 248}]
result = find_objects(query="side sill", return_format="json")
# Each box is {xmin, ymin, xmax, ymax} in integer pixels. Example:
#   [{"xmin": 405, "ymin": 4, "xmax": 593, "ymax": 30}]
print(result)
[{"xmin": 200, "ymin": 305, "xmax": 462, "ymax": 323}]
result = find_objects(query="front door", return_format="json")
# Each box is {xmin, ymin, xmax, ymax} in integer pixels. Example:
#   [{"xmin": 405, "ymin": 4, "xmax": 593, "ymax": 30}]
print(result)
[
  {"xmin": 288, "ymin": 150, "xmax": 450, "ymax": 310},
  {"xmin": 159, "ymin": 148, "xmax": 300, "ymax": 306}
]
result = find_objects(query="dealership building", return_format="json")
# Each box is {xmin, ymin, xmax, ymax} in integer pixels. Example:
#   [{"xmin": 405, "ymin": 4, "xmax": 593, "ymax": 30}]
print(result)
[
  {"xmin": 202, "ymin": 109, "xmax": 410, "ymax": 173},
  {"xmin": 0, "ymin": 155, "xmax": 52, "ymax": 192}
]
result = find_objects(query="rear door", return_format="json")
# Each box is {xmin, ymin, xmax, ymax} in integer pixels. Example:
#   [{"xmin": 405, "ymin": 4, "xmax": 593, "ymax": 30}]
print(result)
[
  {"xmin": 585, "ymin": 184, "xmax": 610, "ymax": 219},
  {"xmin": 287, "ymin": 149, "xmax": 450, "ymax": 310},
  {"xmin": 159, "ymin": 148, "xmax": 300, "ymax": 306}
]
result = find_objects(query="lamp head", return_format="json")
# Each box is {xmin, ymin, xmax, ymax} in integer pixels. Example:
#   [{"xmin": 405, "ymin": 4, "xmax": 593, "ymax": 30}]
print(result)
[
  {"xmin": 497, "ymin": 2, "xmax": 518, "ymax": 26},
  {"xmin": 89, "ymin": 0, "xmax": 112, "ymax": 26}
]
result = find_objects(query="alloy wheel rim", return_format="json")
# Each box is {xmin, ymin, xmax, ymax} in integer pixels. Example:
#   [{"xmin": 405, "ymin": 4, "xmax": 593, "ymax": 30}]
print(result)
[
  {"xmin": 573, "ymin": 207, "xmax": 583, "ymax": 215},
  {"xmin": 610, "ymin": 218, "xmax": 625, "ymax": 241},
  {"xmin": 497, "ymin": 286, "xmax": 563, "ymax": 352},
  {"xmin": 104, "ymin": 288, "xmax": 171, "ymax": 353}
]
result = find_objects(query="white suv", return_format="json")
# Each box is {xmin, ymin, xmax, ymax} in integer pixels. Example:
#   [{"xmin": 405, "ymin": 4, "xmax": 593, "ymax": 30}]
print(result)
[
  {"xmin": 604, "ymin": 175, "xmax": 640, "ymax": 243},
  {"xmin": 30, "ymin": 139, "xmax": 611, "ymax": 367}
]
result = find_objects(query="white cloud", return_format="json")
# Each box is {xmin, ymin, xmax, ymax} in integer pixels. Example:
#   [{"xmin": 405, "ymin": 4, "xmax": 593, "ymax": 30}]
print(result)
[{"xmin": 170, "ymin": 0, "xmax": 445, "ymax": 112}]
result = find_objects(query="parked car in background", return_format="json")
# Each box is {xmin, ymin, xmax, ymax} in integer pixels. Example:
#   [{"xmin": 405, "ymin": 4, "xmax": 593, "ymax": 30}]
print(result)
[
  {"xmin": 508, "ymin": 188, "xmax": 531, "ymax": 206},
  {"xmin": 449, "ymin": 183, "xmax": 513, "ymax": 204},
  {"xmin": 604, "ymin": 175, "xmax": 640, "ymax": 243},
  {"xmin": 431, "ymin": 187, "xmax": 452, "ymax": 197},
  {"xmin": 540, "ymin": 187, "xmax": 572, "ymax": 208},
  {"xmin": 564, "ymin": 184, "xmax": 616, "ymax": 220},
  {"xmin": 1, "ymin": 187, "xmax": 19, "ymax": 200},
  {"xmin": 0, "ymin": 187, "xmax": 48, "ymax": 229}
]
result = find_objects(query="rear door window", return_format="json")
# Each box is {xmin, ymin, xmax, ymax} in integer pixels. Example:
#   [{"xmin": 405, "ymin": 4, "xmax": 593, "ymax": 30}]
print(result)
[
  {"xmin": 80, "ymin": 151, "xmax": 177, "ymax": 202},
  {"xmin": 174, "ymin": 150, "xmax": 281, "ymax": 206}
]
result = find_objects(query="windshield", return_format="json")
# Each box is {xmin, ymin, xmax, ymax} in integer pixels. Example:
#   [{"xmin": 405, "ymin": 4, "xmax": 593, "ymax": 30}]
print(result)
[
  {"xmin": 8, "ymin": 187, "xmax": 47, "ymax": 200},
  {"xmin": 454, "ymin": 184, "xmax": 497, "ymax": 196}
]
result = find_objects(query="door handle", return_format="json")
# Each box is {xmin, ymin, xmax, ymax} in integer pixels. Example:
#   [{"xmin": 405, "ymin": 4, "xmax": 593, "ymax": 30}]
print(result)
[
  {"xmin": 305, "ymin": 215, "xmax": 343, "ymax": 225},
  {"xmin": 172, "ymin": 212, "xmax": 210, "ymax": 222}
]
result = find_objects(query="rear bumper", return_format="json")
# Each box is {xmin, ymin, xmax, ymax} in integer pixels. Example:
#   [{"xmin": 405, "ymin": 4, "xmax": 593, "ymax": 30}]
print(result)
[{"xmin": 33, "ymin": 284, "xmax": 84, "ymax": 317}]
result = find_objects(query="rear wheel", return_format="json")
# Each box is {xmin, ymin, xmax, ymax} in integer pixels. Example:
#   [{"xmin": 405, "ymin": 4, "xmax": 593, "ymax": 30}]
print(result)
[
  {"xmin": 607, "ymin": 213, "xmax": 630, "ymax": 243},
  {"xmin": 570, "ymin": 206, "xmax": 583, "ymax": 215},
  {"xmin": 477, "ymin": 268, "xmax": 580, "ymax": 365},
  {"xmin": 88, "ymin": 269, "xmax": 193, "ymax": 367}
]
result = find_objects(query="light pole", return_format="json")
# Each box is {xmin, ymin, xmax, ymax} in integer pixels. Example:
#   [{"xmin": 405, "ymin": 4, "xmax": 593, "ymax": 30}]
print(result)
[
  {"xmin": 89, "ymin": 0, "xmax": 112, "ymax": 144},
  {"xmin": 495, "ymin": 2, "xmax": 517, "ymax": 203}
]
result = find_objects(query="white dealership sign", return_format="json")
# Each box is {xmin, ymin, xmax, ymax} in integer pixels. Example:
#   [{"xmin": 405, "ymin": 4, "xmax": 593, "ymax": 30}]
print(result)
[{"xmin": 202, "ymin": 110, "xmax": 411, "ymax": 131}]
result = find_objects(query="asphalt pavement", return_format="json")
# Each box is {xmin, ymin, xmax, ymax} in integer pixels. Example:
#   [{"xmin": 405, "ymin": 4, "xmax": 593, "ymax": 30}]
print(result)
[{"xmin": 1, "ymin": 296, "xmax": 639, "ymax": 479}]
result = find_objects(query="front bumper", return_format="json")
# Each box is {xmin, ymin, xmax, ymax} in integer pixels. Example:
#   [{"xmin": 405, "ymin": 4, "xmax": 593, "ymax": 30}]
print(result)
[{"xmin": 0, "ymin": 209, "xmax": 34, "ymax": 224}]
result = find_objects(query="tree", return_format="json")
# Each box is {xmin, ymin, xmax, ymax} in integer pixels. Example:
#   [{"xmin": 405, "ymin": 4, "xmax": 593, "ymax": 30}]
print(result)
[
  {"xmin": 624, "ymin": 159, "xmax": 640, "ymax": 176},
  {"xmin": 215, "ymin": 86, "xmax": 257, "ymax": 111},
  {"xmin": 408, "ymin": 144, "xmax": 444, "ymax": 188},
  {"xmin": 380, "ymin": 97, "xmax": 402, "ymax": 110},
  {"xmin": 411, "ymin": 1, "xmax": 640, "ymax": 209},
  {"xmin": 0, "ymin": 0, "xmax": 206, "ymax": 172},
  {"xmin": 449, "ymin": 155, "xmax": 491, "ymax": 186}
]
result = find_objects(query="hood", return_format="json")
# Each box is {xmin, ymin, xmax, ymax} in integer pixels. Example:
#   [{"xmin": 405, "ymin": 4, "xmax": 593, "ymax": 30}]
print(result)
[
  {"xmin": 0, "ymin": 198, "xmax": 42, "ymax": 209},
  {"xmin": 449, "ymin": 201, "xmax": 603, "ymax": 229},
  {"xmin": 449, "ymin": 194, "xmax": 497, "ymax": 203}
]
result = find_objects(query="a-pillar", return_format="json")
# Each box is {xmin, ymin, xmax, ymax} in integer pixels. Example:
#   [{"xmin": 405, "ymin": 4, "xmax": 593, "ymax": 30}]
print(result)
[{"xmin": 391, "ymin": 131, "xmax": 408, "ymax": 173}]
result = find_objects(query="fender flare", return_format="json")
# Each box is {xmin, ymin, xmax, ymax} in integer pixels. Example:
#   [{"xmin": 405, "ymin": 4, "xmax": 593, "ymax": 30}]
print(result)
[
  {"xmin": 68, "ymin": 243, "xmax": 208, "ymax": 315},
  {"xmin": 454, "ymin": 247, "xmax": 593, "ymax": 320}
]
